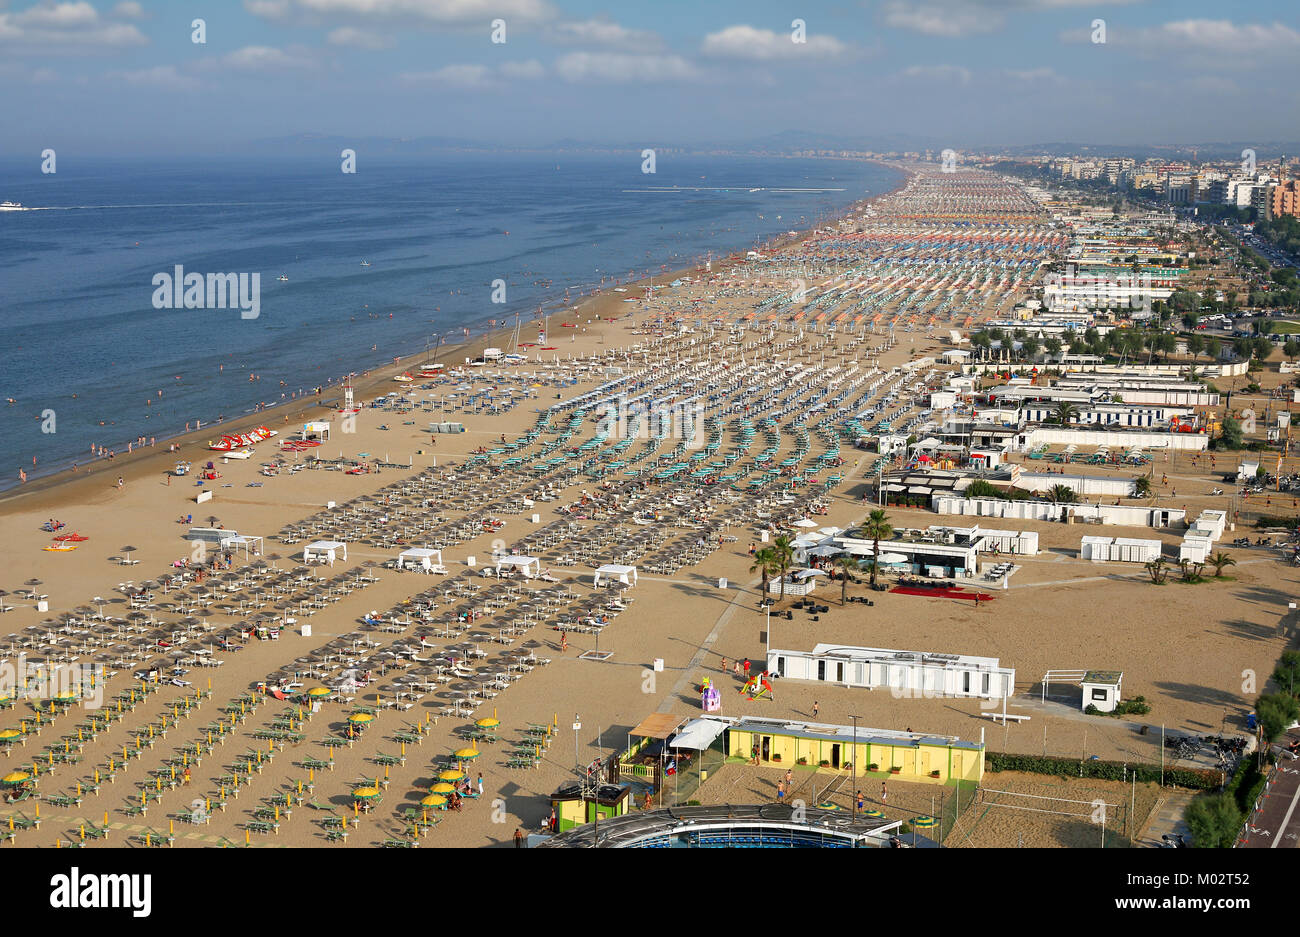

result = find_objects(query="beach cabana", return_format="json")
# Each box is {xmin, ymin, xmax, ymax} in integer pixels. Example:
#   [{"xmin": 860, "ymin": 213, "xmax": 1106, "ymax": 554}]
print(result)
[
  {"xmin": 303, "ymin": 420, "xmax": 332, "ymax": 441},
  {"xmin": 593, "ymin": 564, "xmax": 638, "ymax": 588},
  {"xmin": 303, "ymin": 540, "xmax": 347, "ymax": 565},
  {"xmin": 228, "ymin": 535, "xmax": 263, "ymax": 560},
  {"xmin": 398, "ymin": 548, "xmax": 444, "ymax": 572},
  {"xmin": 495, "ymin": 556, "xmax": 541, "ymax": 579}
]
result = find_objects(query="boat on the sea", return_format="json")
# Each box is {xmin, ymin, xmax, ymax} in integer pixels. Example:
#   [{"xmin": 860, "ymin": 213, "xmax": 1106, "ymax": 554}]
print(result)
[
  {"xmin": 360, "ymin": 260, "xmax": 371, "ymax": 267},
  {"xmin": 0, "ymin": 201, "xmax": 26, "ymax": 212},
  {"xmin": 277, "ymin": 274, "xmax": 289, "ymax": 282}
]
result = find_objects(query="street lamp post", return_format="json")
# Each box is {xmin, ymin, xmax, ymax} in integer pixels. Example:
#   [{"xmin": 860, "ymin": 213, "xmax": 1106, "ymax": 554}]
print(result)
[{"xmin": 850, "ymin": 713, "xmax": 861, "ymax": 820}]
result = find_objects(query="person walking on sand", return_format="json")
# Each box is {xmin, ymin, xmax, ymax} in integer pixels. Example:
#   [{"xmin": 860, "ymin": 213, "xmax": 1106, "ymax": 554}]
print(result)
[
  {"xmin": 560, "ymin": 631, "xmax": 568, "ymax": 652},
  {"xmin": 812, "ymin": 700, "xmax": 819, "ymax": 719},
  {"xmin": 477, "ymin": 773, "xmax": 483, "ymax": 797},
  {"xmin": 514, "ymin": 827, "xmax": 523, "ymax": 848},
  {"xmin": 881, "ymin": 781, "xmax": 887, "ymax": 803},
  {"xmin": 720, "ymin": 656, "xmax": 727, "ymax": 674},
  {"xmin": 776, "ymin": 779, "xmax": 785, "ymax": 803}
]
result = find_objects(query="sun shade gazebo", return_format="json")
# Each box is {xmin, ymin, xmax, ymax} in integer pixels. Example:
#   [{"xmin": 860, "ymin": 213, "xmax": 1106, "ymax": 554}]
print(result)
[
  {"xmin": 398, "ymin": 548, "xmax": 443, "ymax": 571},
  {"xmin": 593, "ymin": 564, "xmax": 638, "ymax": 588},
  {"xmin": 495, "ymin": 556, "xmax": 541, "ymax": 579},
  {"xmin": 303, "ymin": 541, "xmax": 347, "ymax": 564}
]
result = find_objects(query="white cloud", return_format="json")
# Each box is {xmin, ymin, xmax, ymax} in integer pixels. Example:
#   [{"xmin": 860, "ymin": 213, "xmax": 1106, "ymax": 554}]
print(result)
[
  {"xmin": 245, "ymin": 0, "xmax": 555, "ymax": 26},
  {"xmin": 543, "ymin": 17, "xmax": 662, "ymax": 49},
  {"xmin": 197, "ymin": 45, "xmax": 318, "ymax": 71},
  {"xmin": 401, "ymin": 59, "xmax": 545, "ymax": 87},
  {"xmin": 112, "ymin": 1, "xmax": 145, "ymax": 18},
  {"xmin": 555, "ymin": 51, "xmax": 698, "ymax": 83},
  {"xmin": 0, "ymin": 0, "xmax": 148, "ymax": 49},
  {"xmin": 701, "ymin": 24, "xmax": 850, "ymax": 61},
  {"xmin": 884, "ymin": 0, "xmax": 1142, "ymax": 38},
  {"xmin": 499, "ymin": 59, "xmax": 544, "ymax": 80},
  {"xmin": 900, "ymin": 64, "xmax": 973, "ymax": 84},
  {"xmin": 110, "ymin": 64, "xmax": 201, "ymax": 90},
  {"xmin": 326, "ymin": 26, "xmax": 392, "ymax": 49},
  {"xmin": 1133, "ymin": 19, "xmax": 1300, "ymax": 54},
  {"xmin": 402, "ymin": 64, "xmax": 493, "ymax": 88},
  {"xmin": 1002, "ymin": 67, "xmax": 1062, "ymax": 83}
]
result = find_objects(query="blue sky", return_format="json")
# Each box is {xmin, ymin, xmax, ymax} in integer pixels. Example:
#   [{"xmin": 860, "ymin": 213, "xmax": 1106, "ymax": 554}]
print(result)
[{"xmin": 0, "ymin": 0, "xmax": 1297, "ymax": 154}]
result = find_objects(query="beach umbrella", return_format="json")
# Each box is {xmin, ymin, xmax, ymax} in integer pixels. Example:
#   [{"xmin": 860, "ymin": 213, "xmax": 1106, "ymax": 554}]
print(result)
[
  {"xmin": 913, "ymin": 815, "xmax": 938, "ymax": 829},
  {"xmin": 1, "ymin": 770, "xmax": 30, "ymax": 786},
  {"xmin": 0, "ymin": 728, "xmax": 21, "ymax": 744},
  {"xmin": 437, "ymin": 768, "xmax": 464, "ymax": 782},
  {"xmin": 453, "ymin": 747, "xmax": 480, "ymax": 762},
  {"xmin": 351, "ymin": 785, "xmax": 381, "ymax": 801},
  {"xmin": 421, "ymin": 794, "xmax": 447, "ymax": 808},
  {"xmin": 475, "ymin": 717, "xmax": 500, "ymax": 729},
  {"xmin": 430, "ymin": 782, "xmax": 455, "ymax": 794},
  {"xmin": 121, "ymin": 546, "xmax": 138, "ymax": 564},
  {"xmin": 348, "ymin": 712, "xmax": 373, "ymax": 725},
  {"xmin": 861, "ymin": 808, "xmax": 885, "ymax": 819},
  {"xmin": 306, "ymin": 687, "xmax": 332, "ymax": 699}
]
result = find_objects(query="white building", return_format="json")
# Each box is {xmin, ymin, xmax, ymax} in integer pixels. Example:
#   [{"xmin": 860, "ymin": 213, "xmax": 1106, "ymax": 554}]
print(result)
[{"xmin": 767, "ymin": 643, "xmax": 1015, "ymax": 700}]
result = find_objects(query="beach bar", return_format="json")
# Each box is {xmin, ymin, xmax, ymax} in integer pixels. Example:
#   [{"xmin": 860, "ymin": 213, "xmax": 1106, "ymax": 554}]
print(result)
[{"xmin": 727, "ymin": 716, "xmax": 984, "ymax": 784}]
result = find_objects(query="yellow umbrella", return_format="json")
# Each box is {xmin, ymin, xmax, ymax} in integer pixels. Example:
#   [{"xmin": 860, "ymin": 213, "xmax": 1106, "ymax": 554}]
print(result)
[
  {"xmin": 862, "ymin": 808, "xmax": 885, "ymax": 819},
  {"xmin": 0, "ymin": 729, "xmax": 21, "ymax": 742},
  {"xmin": 430, "ymin": 782, "xmax": 456, "ymax": 794},
  {"xmin": 453, "ymin": 748, "xmax": 480, "ymax": 761},
  {"xmin": 351, "ymin": 786, "xmax": 381, "ymax": 800},
  {"xmin": 420, "ymin": 794, "xmax": 446, "ymax": 807},
  {"xmin": 913, "ymin": 815, "xmax": 938, "ymax": 828},
  {"xmin": 475, "ymin": 718, "xmax": 500, "ymax": 729},
  {"xmin": 306, "ymin": 687, "xmax": 332, "ymax": 698},
  {"xmin": 438, "ymin": 768, "xmax": 464, "ymax": 782},
  {"xmin": 348, "ymin": 712, "xmax": 374, "ymax": 724},
  {"xmin": 1, "ymin": 770, "xmax": 31, "ymax": 785}
]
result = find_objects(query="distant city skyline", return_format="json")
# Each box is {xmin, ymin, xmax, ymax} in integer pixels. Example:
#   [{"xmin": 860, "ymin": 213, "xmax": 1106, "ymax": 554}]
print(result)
[{"xmin": 0, "ymin": 0, "xmax": 1297, "ymax": 155}]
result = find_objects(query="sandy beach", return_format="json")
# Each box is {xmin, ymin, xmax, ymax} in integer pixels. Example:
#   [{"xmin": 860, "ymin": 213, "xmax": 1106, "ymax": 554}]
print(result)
[{"xmin": 1, "ymin": 162, "xmax": 1292, "ymax": 851}]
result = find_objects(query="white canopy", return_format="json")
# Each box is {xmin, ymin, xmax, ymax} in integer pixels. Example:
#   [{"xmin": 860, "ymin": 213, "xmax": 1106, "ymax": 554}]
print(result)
[
  {"xmin": 792, "ymin": 518, "xmax": 820, "ymax": 528},
  {"xmin": 495, "ymin": 555, "xmax": 541, "ymax": 578},
  {"xmin": 228, "ymin": 535, "xmax": 264, "ymax": 559},
  {"xmin": 670, "ymin": 717, "xmax": 730, "ymax": 751},
  {"xmin": 794, "ymin": 568, "xmax": 829, "ymax": 579},
  {"xmin": 304, "ymin": 540, "xmax": 347, "ymax": 564},
  {"xmin": 593, "ymin": 564, "xmax": 638, "ymax": 587},
  {"xmin": 398, "ymin": 547, "xmax": 442, "ymax": 570}
]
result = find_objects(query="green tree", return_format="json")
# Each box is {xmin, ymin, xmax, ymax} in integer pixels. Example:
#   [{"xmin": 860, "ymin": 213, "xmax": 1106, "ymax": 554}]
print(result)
[
  {"xmin": 1021, "ymin": 335, "xmax": 1040, "ymax": 361},
  {"xmin": 1207, "ymin": 552, "xmax": 1236, "ymax": 578},
  {"xmin": 1217, "ymin": 416, "xmax": 1244, "ymax": 450},
  {"xmin": 1186, "ymin": 333, "xmax": 1205, "ymax": 362},
  {"xmin": 1256, "ymin": 692, "xmax": 1300, "ymax": 745},
  {"xmin": 750, "ymin": 547, "xmax": 777, "ymax": 596},
  {"xmin": 1046, "ymin": 484, "xmax": 1077, "ymax": 504},
  {"xmin": 965, "ymin": 479, "xmax": 1002, "ymax": 499},
  {"xmin": 1132, "ymin": 475, "xmax": 1152, "ymax": 499},
  {"xmin": 770, "ymin": 535, "xmax": 795, "ymax": 604},
  {"xmin": 1206, "ymin": 337, "xmax": 1222, "ymax": 362},
  {"xmin": 835, "ymin": 556, "xmax": 860, "ymax": 606},
  {"xmin": 862, "ymin": 509, "xmax": 894, "ymax": 590},
  {"xmin": 1044, "ymin": 336, "xmax": 1063, "ymax": 359},
  {"xmin": 1273, "ymin": 650, "xmax": 1300, "ymax": 697},
  {"xmin": 1185, "ymin": 793, "xmax": 1242, "ymax": 849},
  {"xmin": 1055, "ymin": 401, "xmax": 1080, "ymax": 425},
  {"xmin": 1285, "ymin": 340, "xmax": 1300, "ymax": 363}
]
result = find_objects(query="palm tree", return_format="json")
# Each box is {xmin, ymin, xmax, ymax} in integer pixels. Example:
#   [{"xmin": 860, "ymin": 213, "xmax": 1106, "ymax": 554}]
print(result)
[
  {"xmin": 1055, "ymin": 401, "xmax": 1080, "ymax": 426},
  {"xmin": 835, "ymin": 556, "xmax": 861, "ymax": 606},
  {"xmin": 1207, "ymin": 552, "xmax": 1236, "ymax": 578},
  {"xmin": 750, "ymin": 547, "xmax": 776, "ymax": 597},
  {"xmin": 861, "ymin": 509, "xmax": 894, "ymax": 589},
  {"xmin": 1145, "ymin": 557, "xmax": 1169, "ymax": 584},
  {"xmin": 1046, "ymin": 484, "xmax": 1077, "ymax": 504},
  {"xmin": 770, "ymin": 535, "xmax": 795, "ymax": 603},
  {"xmin": 1132, "ymin": 475, "xmax": 1152, "ymax": 499}
]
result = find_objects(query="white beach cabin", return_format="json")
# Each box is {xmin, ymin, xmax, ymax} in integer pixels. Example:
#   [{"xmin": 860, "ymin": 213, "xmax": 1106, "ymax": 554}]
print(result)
[
  {"xmin": 398, "ymin": 547, "xmax": 445, "ymax": 573},
  {"xmin": 495, "ymin": 555, "xmax": 541, "ymax": 579},
  {"xmin": 593, "ymin": 564, "xmax": 638, "ymax": 588},
  {"xmin": 303, "ymin": 540, "xmax": 347, "ymax": 566},
  {"xmin": 1081, "ymin": 671, "xmax": 1124, "ymax": 713}
]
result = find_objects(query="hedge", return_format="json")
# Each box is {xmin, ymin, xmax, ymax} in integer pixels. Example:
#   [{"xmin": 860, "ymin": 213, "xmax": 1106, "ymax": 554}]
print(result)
[
  {"xmin": 987, "ymin": 752, "xmax": 1220, "ymax": 790},
  {"xmin": 1252, "ymin": 515, "xmax": 1300, "ymax": 529}
]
